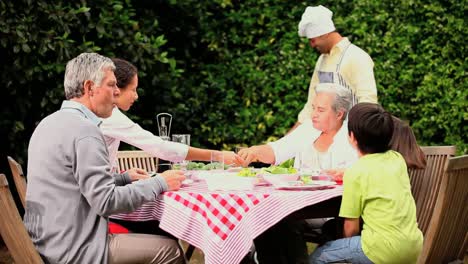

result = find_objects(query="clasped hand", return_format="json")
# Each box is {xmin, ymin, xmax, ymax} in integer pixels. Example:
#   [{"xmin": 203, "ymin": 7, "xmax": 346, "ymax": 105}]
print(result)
[
  {"xmin": 126, "ymin": 168, "xmax": 186, "ymax": 191},
  {"xmin": 159, "ymin": 170, "xmax": 186, "ymax": 191}
]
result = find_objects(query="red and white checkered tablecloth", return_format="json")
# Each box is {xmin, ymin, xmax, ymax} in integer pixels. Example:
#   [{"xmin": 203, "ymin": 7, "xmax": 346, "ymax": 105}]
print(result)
[{"xmin": 111, "ymin": 180, "xmax": 343, "ymax": 264}]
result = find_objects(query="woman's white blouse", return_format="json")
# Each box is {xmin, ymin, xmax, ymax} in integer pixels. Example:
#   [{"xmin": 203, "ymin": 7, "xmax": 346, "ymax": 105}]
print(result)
[
  {"xmin": 100, "ymin": 107, "xmax": 189, "ymax": 172},
  {"xmin": 268, "ymin": 119, "xmax": 358, "ymax": 169}
]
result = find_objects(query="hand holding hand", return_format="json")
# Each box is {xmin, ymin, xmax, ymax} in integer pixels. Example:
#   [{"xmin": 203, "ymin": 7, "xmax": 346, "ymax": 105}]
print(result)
[
  {"xmin": 126, "ymin": 168, "xmax": 150, "ymax": 181},
  {"xmin": 222, "ymin": 151, "xmax": 245, "ymax": 166},
  {"xmin": 238, "ymin": 147, "xmax": 259, "ymax": 167},
  {"xmin": 160, "ymin": 170, "xmax": 186, "ymax": 191}
]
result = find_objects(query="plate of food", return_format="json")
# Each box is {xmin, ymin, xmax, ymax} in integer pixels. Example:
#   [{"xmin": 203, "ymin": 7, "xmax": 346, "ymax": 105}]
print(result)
[
  {"xmin": 275, "ymin": 181, "xmax": 336, "ymax": 191},
  {"xmin": 273, "ymin": 177, "xmax": 336, "ymax": 191},
  {"xmin": 256, "ymin": 164, "xmax": 299, "ymax": 185},
  {"xmin": 235, "ymin": 168, "xmax": 268, "ymax": 185}
]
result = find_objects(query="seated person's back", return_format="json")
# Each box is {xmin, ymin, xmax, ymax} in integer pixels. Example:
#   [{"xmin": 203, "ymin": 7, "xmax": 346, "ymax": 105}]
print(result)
[
  {"xmin": 343, "ymin": 150, "xmax": 423, "ymax": 263},
  {"xmin": 24, "ymin": 53, "xmax": 185, "ymax": 264},
  {"xmin": 310, "ymin": 102, "xmax": 423, "ymax": 264}
]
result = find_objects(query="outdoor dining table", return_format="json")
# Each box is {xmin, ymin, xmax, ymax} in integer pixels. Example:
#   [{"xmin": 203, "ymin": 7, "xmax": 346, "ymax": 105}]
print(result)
[{"xmin": 111, "ymin": 176, "xmax": 343, "ymax": 264}]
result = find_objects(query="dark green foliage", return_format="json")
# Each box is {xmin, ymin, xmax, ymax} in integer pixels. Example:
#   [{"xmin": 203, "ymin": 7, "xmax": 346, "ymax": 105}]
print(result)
[
  {"xmin": 160, "ymin": 0, "xmax": 467, "ymax": 153},
  {"xmin": 1, "ymin": 0, "xmax": 466, "ymax": 169},
  {"xmin": 1, "ymin": 0, "xmax": 180, "ymax": 164}
]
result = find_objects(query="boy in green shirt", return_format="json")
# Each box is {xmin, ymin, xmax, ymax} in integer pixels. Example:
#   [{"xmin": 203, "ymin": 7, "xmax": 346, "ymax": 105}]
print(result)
[{"xmin": 310, "ymin": 103, "xmax": 423, "ymax": 264}]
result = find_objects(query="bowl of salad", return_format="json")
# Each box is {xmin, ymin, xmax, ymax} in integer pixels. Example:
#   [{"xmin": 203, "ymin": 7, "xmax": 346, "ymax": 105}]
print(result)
[{"xmin": 259, "ymin": 166, "xmax": 299, "ymax": 186}]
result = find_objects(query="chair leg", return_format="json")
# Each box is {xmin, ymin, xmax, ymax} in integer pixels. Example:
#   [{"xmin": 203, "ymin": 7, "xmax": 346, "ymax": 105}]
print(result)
[
  {"xmin": 185, "ymin": 244, "xmax": 195, "ymax": 260},
  {"xmin": 239, "ymin": 244, "xmax": 258, "ymax": 264}
]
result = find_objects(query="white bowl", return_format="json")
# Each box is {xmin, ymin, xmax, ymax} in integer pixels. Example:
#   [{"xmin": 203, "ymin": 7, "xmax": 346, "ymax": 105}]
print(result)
[{"xmin": 261, "ymin": 173, "xmax": 299, "ymax": 186}]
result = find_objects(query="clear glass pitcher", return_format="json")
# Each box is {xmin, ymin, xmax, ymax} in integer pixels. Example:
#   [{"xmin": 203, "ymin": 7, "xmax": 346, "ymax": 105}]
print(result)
[{"xmin": 156, "ymin": 113, "xmax": 172, "ymax": 141}]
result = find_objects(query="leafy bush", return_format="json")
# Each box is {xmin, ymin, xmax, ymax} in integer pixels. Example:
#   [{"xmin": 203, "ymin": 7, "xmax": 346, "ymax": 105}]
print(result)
[
  {"xmin": 1, "ymin": 0, "xmax": 466, "ymax": 171},
  {"xmin": 0, "ymin": 0, "xmax": 180, "ymax": 165},
  {"xmin": 158, "ymin": 0, "xmax": 467, "ymax": 153}
]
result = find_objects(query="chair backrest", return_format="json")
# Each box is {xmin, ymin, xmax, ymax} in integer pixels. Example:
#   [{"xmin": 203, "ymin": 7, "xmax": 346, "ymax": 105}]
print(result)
[
  {"xmin": 7, "ymin": 156, "xmax": 27, "ymax": 208},
  {"xmin": 116, "ymin": 150, "xmax": 159, "ymax": 173},
  {"xmin": 0, "ymin": 174, "xmax": 43, "ymax": 264},
  {"xmin": 408, "ymin": 146, "xmax": 456, "ymax": 235},
  {"xmin": 418, "ymin": 155, "xmax": 468, "ymax": 263}
]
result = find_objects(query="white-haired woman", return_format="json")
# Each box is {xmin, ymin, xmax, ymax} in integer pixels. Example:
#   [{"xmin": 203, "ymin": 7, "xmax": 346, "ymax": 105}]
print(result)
[
  {"xmin": 240, "ymin": 83, "xmax": 357, "ymax": 180},
  {"xmin": 239, "ymin": 83, "xmax": 357, "ymax": 264}
]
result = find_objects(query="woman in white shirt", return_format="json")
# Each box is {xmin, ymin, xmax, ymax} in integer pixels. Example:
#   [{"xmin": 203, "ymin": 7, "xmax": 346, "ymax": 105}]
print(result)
[
  {"xmin": 239, "ymin": 83, "xmax": 357, "ymax": 180},
  {"xmin": 240, "ymin": 83, "xmax": 356, "ymax": 264},
  {"xmin": 101, "ymin": 58, "xmax": 243, "ymax": 173}
]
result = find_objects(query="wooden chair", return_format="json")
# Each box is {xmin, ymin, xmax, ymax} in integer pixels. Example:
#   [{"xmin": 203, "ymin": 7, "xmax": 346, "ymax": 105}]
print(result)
[
  {"xmin": 408, "ymin": 146, "xmax": 456, "ymax": 235},
  {"xmin": 0, "ymin": 174, "xmax": 43, "ymax": 263},
  {"xmin": 116, "ymin": 150, "xmax": 159, "ymax": 172},
  {"xmin": 303, "ymin": 146, "xmax": 456, "ymax": 245},
  {"xmin": 417, "ymin": 155, "xmax": 468, "ymax": 263},
  {"xmin": 7, "ymin": 156, "xmax": 27, "ymax": 208}
]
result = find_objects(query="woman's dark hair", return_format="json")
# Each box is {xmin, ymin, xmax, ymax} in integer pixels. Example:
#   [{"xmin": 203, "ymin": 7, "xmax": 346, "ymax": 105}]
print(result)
[
  {"xmin": 390, "ymin": 116, "xmax": 427, "ymax": 169},
  {"xmin": 111, "ymin": 58, "xmax": 137, "ymax": 89},
  {"xmin": 348, "ymin": 103, "xmax": 394, "ymax": 154}
]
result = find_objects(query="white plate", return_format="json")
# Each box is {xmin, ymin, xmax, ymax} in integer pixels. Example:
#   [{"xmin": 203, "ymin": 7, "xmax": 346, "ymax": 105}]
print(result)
[
  {"xmin": 275, "ymin": 184, "xmax": 336, "ymax": 191},
  {"xmin": 274, "ymin": 180, "xmax": 336, "ymax": 191},
  {"xmin": 308, "ymin": 180, "xmax": 336, "ymax": 185},
  {"xmin": 261, "ymin": 173, "xmax": 300, "ymax": 186}
]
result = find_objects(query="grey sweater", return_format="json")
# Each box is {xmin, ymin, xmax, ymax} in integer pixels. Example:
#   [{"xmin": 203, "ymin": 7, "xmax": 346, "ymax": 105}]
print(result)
[{"xmin": 24, "ymin": 101, "xmax": 168, "ymax": 264}]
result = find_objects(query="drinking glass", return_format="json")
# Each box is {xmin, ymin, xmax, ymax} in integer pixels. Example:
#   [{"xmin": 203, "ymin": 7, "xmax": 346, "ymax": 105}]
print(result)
[
  {"xmin": 315, "ymin": 151, "xmax": 333, "ymax": 181},
  {"xmin": 171, "ymin": 134, "xmax": 191, "ymax": 174},
  {"xmin": 210, "ymin": 151, "xmax": 225, "ymax": 171},
  {"xmin": 296, "ymin": 149, "xmax": 317, "ymax": 175},
  {"xmin": 317, "ymin": 151, "xmax": 332, "ymax": 171}
]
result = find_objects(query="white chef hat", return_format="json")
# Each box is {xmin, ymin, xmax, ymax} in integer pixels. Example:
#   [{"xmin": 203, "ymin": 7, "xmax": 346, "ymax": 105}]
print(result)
[{"xmin": 298, "ymin": 5, "xmax": 335, "ymax": 39}]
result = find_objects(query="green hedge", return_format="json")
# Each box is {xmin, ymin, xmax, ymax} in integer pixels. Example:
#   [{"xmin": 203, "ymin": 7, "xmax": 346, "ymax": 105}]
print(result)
[
  {"xmin": 0, "ymin": 0, "xmax": 180, "ymax": 165},
  {"xmin": 159, "ymin": 0, "xmax": 467, "ymax": 153},
  {"xmin": 1, "ymin": 0, "xmax": 466, "ymax": 168}
]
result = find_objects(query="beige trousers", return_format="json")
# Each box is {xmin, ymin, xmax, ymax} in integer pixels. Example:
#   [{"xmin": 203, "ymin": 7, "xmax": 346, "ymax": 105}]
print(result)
[{"xmin": 108, "ymin": 233, "xmax": 185, "ymax": 264}]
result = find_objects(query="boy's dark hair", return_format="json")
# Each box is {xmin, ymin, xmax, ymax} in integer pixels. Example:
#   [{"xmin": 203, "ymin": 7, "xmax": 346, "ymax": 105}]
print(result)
[
  {"xmin": 111, "ymin": 58, "xmax": 137, "ymax": 89},
  {"xmin": 348, "ymin": 103, "xmax": 394, "ymax": 154}
]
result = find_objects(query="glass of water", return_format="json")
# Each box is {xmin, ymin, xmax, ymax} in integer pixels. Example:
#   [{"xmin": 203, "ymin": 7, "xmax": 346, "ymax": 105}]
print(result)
[
  {"xmin": 210, "ymin": 150, "xmax": 225, "ymax": 171},
  {"xmin": 317, "ymin": 151, "xmax": 332, "ymax": 171},
  {"xmin": 295, "ymin": 148, "xmax": 317, "ymax": 175},
  {"xmin": 171, "ymin": 134, "xmax": 191, "ymax": 174}
]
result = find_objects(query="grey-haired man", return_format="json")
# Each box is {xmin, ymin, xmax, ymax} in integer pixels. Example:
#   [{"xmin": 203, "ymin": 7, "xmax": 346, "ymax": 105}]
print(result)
[{"xmin": 24, "ymin": 52, "xmax": 185, "ymax": 264}]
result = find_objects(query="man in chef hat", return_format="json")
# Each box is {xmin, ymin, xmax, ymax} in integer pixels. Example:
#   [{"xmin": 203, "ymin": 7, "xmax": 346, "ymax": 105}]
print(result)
[
  {"xmin": 250, "ymin": 6, "xmax": 380, "ymax": 264},
  {"xmin": 290, "ymin": 5, "xmax": 378, "ymax": 132}
]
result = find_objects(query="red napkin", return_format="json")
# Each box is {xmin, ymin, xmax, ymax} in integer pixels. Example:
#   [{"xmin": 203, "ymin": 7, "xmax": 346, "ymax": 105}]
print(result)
[{"xmin": 108, "ymin": 222, "xmax": 129, "ymax": 234}]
